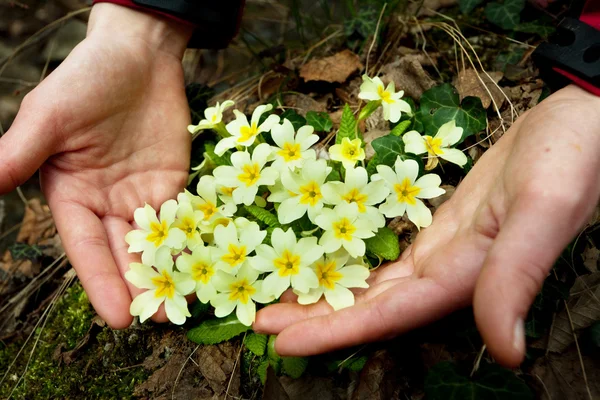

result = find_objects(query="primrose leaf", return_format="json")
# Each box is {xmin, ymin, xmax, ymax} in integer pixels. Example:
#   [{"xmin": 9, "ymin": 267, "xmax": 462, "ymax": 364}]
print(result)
[
  {"xmin": 336, "ymin": 104, "xmax": 360, "ymax": 144},
  {"xmin": 258, "ymin": 359, "xmax": 269, "ymax": 385},
  {"xmin": 485, "ymin": 0, "xmax": 525, "ymax": 30},
  {"xmin": 282, "ymin": 356, "xmax": 309, "ymax": 379},
  {"xmin": 187, "ymin": 314, "xmax": 252, "ymax": 345},
  {"xmin": 458, "ymin": 0, "xmax": 485, "ymax": 14},
  {"xmin": 390, "ymin": 120, "xmax": 412, "ymax": 137},
  {"xmin": 365, "ymin": 227, "xmax": 400, "ymax": 261},
  {"xmin": 306, "ymin": 111, "xmax": 333, "ymax": 132},
  {"xmin": 244, "ymin": 205, "xmax": 280, "ymax": 228},
  {"xmin": 244, "ymin": 332, "xmax": 268, "ymax": 356},
  {"xmin": 425, "ymin": 361, "xmax": 534, "ymax": 400},
  {"xmin": 204, "ymin": 142, "xmax": 232, "ymax": 166},
  {"xmin": 280, "ymin": 109, "xmax": 307, "ymax": 131},
  {"xmin": 267, "ymin": 335, "xmax": 282, "ymax": 374},
  {"xmin": 418, "ymin": 84, "xmax": 486, "ymax": 141}
]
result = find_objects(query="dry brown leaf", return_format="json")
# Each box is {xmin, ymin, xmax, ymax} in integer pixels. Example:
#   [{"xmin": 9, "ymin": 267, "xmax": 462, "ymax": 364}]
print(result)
[
  {"xmin": 455, "ymin": 69, "xmax": 505, "ymax": 109},
  {"xmin": 17, "ymin": 198, "xmax": 55, "ymax": 244},
  {"xmin": 583, "ymin": 245, "xmax": 599, "ymax": 273},
  {"xmin": 531, "ymin": 352, "xmax": 600, "ymax": 400},
  {"xmin": 428, "ymin": 185, "xmax": 456, "ymax": 210},
  {"xmin": 300, "ymin": 50, "xmax": 363, "ymax": 83},
  {"xmin": 381, "ymin": 54, "xmax": 437, "ymax": 100},
  {"xmin": 283, "ymin": 93, "xmax": 327, "ymax": 117},
  {"xmin": 547, "ymin": 273, "xmax": 600, "ymax": 353},
  {"xmin": 350, "ymin": 349, "xmax": 405, "ymax": 400},
  {"xmin": 407, "ymin": 0, "xmax": 457, "ymax": 16}
]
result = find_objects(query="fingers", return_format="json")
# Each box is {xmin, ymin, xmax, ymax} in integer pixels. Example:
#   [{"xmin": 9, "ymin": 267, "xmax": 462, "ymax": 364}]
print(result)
[
  {"xmin": 473, "ymin": 196, "xmax": 587, "ymax": 367},
  {"xmin": 0, "ymin": 93, "xmax": 58, "ymax": 194},
  {"xmin": 50, "ymin": 199, "xmax": 133, "ymax": 329},
  {"xmin": 264, "ymin": 278, "xmax": 462, "ymax": 357}
]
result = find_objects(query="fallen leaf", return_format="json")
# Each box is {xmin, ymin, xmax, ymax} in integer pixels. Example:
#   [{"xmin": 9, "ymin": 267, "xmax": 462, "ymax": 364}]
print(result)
[
  {"xmin": 407, "ymin": 0, "xmax": 458, "ymax": 16},
  {"xmin": 531, "ymin": 352, "xmax": 600, "ymax": 400},
  {"xmin": 547, "ymin": 273, "xmax": 600, "ymax": 353},
  {"xmin": 428, "ymin": 185, "xmax": 456, "ymax": 210},
  {"xmin": 583, "ymin": 245, "xmax": 599, "ymax": 273},
  {"xmin": 300, "ymin": 50, "xmax": 363, "ymax": 83},
  {"xmin": 351, "ymin": 350, "xmax": 406, "ymax": 400},
  {"xmin": 17, "ymin": 198, "xmax": 55, "ymax": 244},
  {"xmin": 455, "ymin": 69, "xmax": 505, "ymax": 109},
  {"xmin": 381, "ymin": 54, "xmax": 437, "ymax": 100},
  {"xmin": 283, "ymin": 93, "xmax": 327, "ymax": 117}
]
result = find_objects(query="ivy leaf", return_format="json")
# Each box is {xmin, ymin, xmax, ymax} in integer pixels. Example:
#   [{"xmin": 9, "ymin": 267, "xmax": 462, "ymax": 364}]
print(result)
[
  {"xmin": 418, "ymin": 84, "xmax": 486, "ymax": 141},
  {"xmin": 282, "ymin": 356, "xmax": 309, "ymax": 379},
  {"xmin": 336, "ymin": 104, "xmax": 360, "ymax": 144},
  {"xmin": 306, "ymin": 111, "xmax": 333, "ymax": 132},
  {"xmin": 514, "ymin": 21, "xmax": 555, "ymax": 37},
  {"xmin": 280, "ymin": 109, "xmax": 306, "ymax": 130},
  {"xmin": 366, "ymin": 154, "xmax": 380, "ymax": 176},
  {"xmin": 244, "ymin": 332, "xmax": 268, "ymax": 356},
  {"xmin": 244, "ymin": 205, "xmax": 280, "ymax": 228},
  {"xmin": 187, "ymin": 314, "xmax": 252, "ymax": 345},
  {"xmin": 204, "ymin": 142, "xmax": 232, "ymax": 166},
  {"xmin": 365, "ymin": 227, "xmax": 400, "ymax": 261},
  {"xmin": 485, "ymin": 0, "xmax": 525, "ymax": 30},
  {"xmin": 371, "ymin": 135, "xmax": 404, "ymax": 167},
  {"xmin": 390, "ymin": 120, "xmax": 412, "ymax": 137},
  {"xmin": 425, "ymin": 361, "xmax": 534, "ymax": 400},
  {"xmin": 9, "ymin": 243, "xmax": 43, "ymax": 261},
  {"xmin": 458, "ymin": 0, "xmax": 485, "ymax": 14}
]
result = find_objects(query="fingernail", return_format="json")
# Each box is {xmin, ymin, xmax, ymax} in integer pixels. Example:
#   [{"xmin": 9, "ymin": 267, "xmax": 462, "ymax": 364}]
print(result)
[{"xmin": 513, "ymin": 318, "xmax": 525, "ymax": 353}]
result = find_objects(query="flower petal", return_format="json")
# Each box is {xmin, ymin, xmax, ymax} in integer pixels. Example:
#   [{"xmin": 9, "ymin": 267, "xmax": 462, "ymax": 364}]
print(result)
[
  {"xmin": 296, "ymin": 288, "xmax": 324, "ymax": 305},
  {"xmin": 295, "ymin": 237, "xmax": 323, "ymax": 265},
  {"xmin": 439, "ymin": 148, "xmax": 468, "ymax": 167},
  {"xmin": 403, "ymin": 130, "xmax": 427, "ymax": 155},
  {"xmin": 130, "ymin": 290, "xmax": 163, "ymax": 323},
  {"xmin": 278, "ymin": 197, "xmax": 306, "ymax": 224},
  {"xmin": 165, "ymin": 295, "xmax": 190, "ymax": 325},
  {"xmin": 394, "ymin": 158, "xmax": 419, "ymax": 184},
  {"xmin": 415, "ymin": 174, "xmax": 446, "ymax": 199},
  {"xmin": 291, "ymin": 266, "xmax": 319, "ymax": 293},
  {"xmin": 262, "ymin": 272, "xmax": 290, "ymax": 298},
  {"xmin": 324, "ymin": 285, "xmax": 355, "ymax": 311},
  {"xmin": 212, "ymin": 293, "xmax": 237, "ymax": 317},
  {"xmin": 125, "ymin": 263, "xmax": 159, "ymax": 289},
  {"xmin": 406, "ymin": 199, "xmax": 432, "ymax": 228},
  {"xmin": 337, "ymin": 265, "xmax": 370, "ymax": 288},
  {"xmin": 236, "ymin": 299, "xmax": 256, "ymax": 326},
  {"xmin": 271, "ymin": 118, "xmax": 295, "ymax": 148}
]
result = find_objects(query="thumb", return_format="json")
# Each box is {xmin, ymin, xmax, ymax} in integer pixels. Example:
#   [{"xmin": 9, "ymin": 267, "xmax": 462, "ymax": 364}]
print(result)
[
  {"xmin": 473, "ymin": 193, "xmax": 593, "ymax": 367},
  {"xmin": 0, "ymin": 92, "xmax": 59, "ymax": 194}
]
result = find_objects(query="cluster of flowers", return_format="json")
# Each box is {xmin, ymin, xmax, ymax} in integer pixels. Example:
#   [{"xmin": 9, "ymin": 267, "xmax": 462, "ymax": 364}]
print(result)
[{"xmin": 124, "ymin": 75, "xmax": 466, "ymax": 326}]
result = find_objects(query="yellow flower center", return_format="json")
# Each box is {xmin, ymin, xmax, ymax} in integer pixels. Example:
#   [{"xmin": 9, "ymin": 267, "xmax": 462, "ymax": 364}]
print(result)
[
  {"xmin": 333, "ymin": 217, "xmax": 356, "ymax": 241},
  {"xmin": 152, "ymin": 270, "xmax": 176, "ymax": 299},
  {"xmin": 299, "ymin": 181, "xmax": 322, "ymax": 206},
  {"xmin": 316, "ymin": 261, "xmax": 343, "ymax": 290},
  {"xmin": 219, "ymin": 186, "xmax": 235, "ymax": 197},
  {"xmin": 211, "ymin": 114, "xmax": 218, "ymax": 123},
  {"xmin": 341, "ymin": 188, "xmax": 368, "ymax": 213},
  {"xmin": 239, "ymin": 123, "xmax": 259, "ymax": 143},
  {"xmin": 174, "ymin": 217, "xmax": 197, "ymax": 239},
  {"xmin": 222, "ymin": 244, "xmax": 247, "ymax": 267},
  {"xmin": 273, "ymin": 250, "xmax": 301, "ymax": 277},
  {"xmin": 377, "ymin": 85, "xmax": 395, "ymax": 104},
  {"xmin": 191, "ymin": 262, "xmax": 214, "ymax": 284},
  {"xmin": 394, "ymin": 177, "xmax": 420, "ymax": 205},
  {"xmin": 147, "ymin": 220, "xmax": 169, "ymax": 247},
  {"xmin": 238, "ymin": 163, "xmax": 261, "ymax": 187},
  {"xmin": 228, "ymin": 278, "xmax": 256, "ymax": 304},
  {"xmin": 424, "ymin": 136, "xmax": 444, "ymax": 156},
  {"xmin": 341, "ymin": 139, "xmax": 363, "ymax": 161},
  {"xmin": 198, "ymin": 201, "xmax": 217, "ymax": 221},
  {"xmin": 278, "ymin": 142, "xmax": 302, "ymax": 162}
]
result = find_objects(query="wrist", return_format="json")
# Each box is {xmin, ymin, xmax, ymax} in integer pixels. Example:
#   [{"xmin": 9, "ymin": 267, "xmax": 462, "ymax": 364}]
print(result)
[{"xmin": 88, "ymin": 3, "xmax": 193, "ymax": 58}]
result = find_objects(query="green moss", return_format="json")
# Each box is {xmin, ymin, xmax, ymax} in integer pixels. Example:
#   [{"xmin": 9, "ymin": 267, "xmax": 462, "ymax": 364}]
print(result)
[{"xmin": 0, "ymin": 283, "xmax": 152, "ymax": 399}]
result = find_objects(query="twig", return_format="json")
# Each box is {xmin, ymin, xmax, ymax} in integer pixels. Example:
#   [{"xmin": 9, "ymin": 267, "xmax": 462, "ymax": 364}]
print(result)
[
  {"xmin": 470, "ymin": 344, "xmax": 486, "ymax": 377},
  {"xmin": 171, "ymin": 345, "xmax": 200, "ymax": 400},
  {"xmin": 563, "ymin": 301, "xmax": 593, "ymax": 400},
  {"xmin": 365, "ymin": 3, "xmax": 387, "ymax": 75},
  {"xmin": 225, "ymin": 334, "xmax": 246, "ymax": 399}
]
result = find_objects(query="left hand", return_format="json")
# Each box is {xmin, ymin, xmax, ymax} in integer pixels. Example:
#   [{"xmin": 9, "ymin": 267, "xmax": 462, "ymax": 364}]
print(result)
[{"xmin": 254, "ymin": 84, "xmax": 600, "ymax": 367}]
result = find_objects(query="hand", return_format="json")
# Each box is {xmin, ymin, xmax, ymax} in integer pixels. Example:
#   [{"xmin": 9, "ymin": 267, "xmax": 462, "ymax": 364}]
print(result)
[
  {"xmin": 0, "ymin": 4, "xmax": 193, "ymax": 328},
  {"xmin": 254, "ymin": 84, "xmax": 600, "ymax": 367}
]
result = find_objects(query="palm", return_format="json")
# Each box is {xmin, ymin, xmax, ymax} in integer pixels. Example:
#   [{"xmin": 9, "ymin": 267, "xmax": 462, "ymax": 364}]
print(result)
[{"xmin": 30, "ymin": 36, "xmax": 191, "ymax": 327}]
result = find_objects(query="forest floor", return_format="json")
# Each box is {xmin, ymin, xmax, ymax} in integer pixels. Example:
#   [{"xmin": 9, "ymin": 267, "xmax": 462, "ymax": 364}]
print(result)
[{"xmin": 1, "ymin": 0, "xmax": 599, "ymax": 399}]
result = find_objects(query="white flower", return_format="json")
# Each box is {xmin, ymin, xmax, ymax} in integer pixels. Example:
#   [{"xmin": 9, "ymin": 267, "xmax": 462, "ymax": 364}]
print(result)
[
  {"xmin": 211, "ymin": 219, "xmax": 266, "ymax": 274},
  {"xmin": 213, "ymin": 143, "xmax": 279, "ymax": 206},
  {"xmin": 315, "ymin": 202, "xmax": 377, "ymax": 258},
  {"xmin": 251, "ymin": 228, "xmax": 323, "ymax": 298},
  {"xmin": 211, "ymin": 263, "xmax": 274, "ymax": 326},
  {"xmin": 296, "ymin": 250, "xmax": 370, "ymax": 311},
  {"xmin": 322, "ymin": 166, "xmax": 389, "ymax": 229},
  {"xmin": 125, "ymin": 246, "xmax": 195, "ymax": 324},
  {"xmin": 187, "ymin": 100, "xmax": 234, "ymax": 134},
  {"xmin": 178, "ymin": 176, "xmax": 236, "ymax": 231},
  {"xmin": 176, "ymin": 245, "xmax": 220, "ymax": 304},
  {"xmin": 125, "ymin": 200, "xmax": 186, "ymax": 265},
  {"xmin": 372, "ymin": 157, "xmax": 445, "ymax": 229},
  {"xmin": 172, "ymin": 202, "xmax": 204, "ymax": 250},
  {"xmin": 215, "ymin": 104, "xmax": 280, "ymax": 155},
  {"xmin": 403, "ymin": 120, "xmax": 468, "ymax": 167},
  {"xmin": 328, "ymin": 137, "xmax": 365, "ymax": 169},
  {"xmin": 358, "ymin": 75, "xmax": 411, "ymax": 123},
  {"xmin": 274, "ymin": 159, "xmax": 332, "ymax": 224},
  {"xmin": 270, "ymin": 119, "xmax": 319, "ymax": 171}
]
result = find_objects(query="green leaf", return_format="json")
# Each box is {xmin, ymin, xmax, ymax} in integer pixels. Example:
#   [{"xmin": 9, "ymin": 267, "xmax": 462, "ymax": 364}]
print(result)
[
  {"xmin": 514, "ymin": 21, "xmax": 555, "ymax": 37},
  {"xmin": 366, "ymin": 154, "xmax": 380, "ymax": 176},
  {"xmin": 357, "ymin": 100, "xmax": 381, "ymax": 121},
  {"xmin": 204, "ymin": 142, "xmax": 232, "ymax": 167},
  {"xmin": 267, "ymin": 335, "xmax": 282, "ymax": 374},
  {"xmin": 326, "ymin": 354, "xmax": 368, "ymax": 372},
  {"xmin": 190, "ymin": 300, "xmax": 210, "ymax": 320},
  {"xmin": 280, "ymin": 109, "xmax": 307, "ymax": 131},
  {"xmin": 244, "ymin": 205, "xmax": 280, "ymax": 228},
  {"xmin": 365, "ymin": 227, "xmax": 400, "ymax": 261},
  {"xmin": 282, "ymin": 356, "xmax": 309, "ymax": 379},
  {"xmin": 390, "ymin": 120, "xmax": 412, "ymax": 137},
  {"xmin": 258, "ymin": 359, "xmax": 269, "ymax": 385},
  {"xmin": 485, "ymin": 0, "xmax": 525, "ymax": 30},
  {"xmin": 244, "ymin": 332, "xmax": 268, "ymax": 356},
  {"xmin": 418, "ymin": 84, "xmax": 486, "ymax": 141},
  {"xmin": 9, "ymin": 243, "xmax": 43, "ymax": 261},
  {"xmin": 336, "ymin": 104, "xmax": 360, "ymax": 144},
  {"xmin": 371, "ymin": 135, "xmax": 404, "ymax": 166},
  {"xmin": 187, "ymin": 314, "xmax": 252, "ymax": 345},
  {"xmin": 306, "ymin": 111, "xmax": 333, "ymax": 132},
  {"xmin": 458, "ymin": 0, "xmax": 485, "ymax": 13},
  {"xmin": 494, "ymin": 48, "xmax": 525, "ymax": 72},
  {"xmin": 425, "ymin": 361, "xmax": 534, "ymax": 400},
  {"xmin": 287, "ymin": 214, "xmax": 317, "ymax": 238}
]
